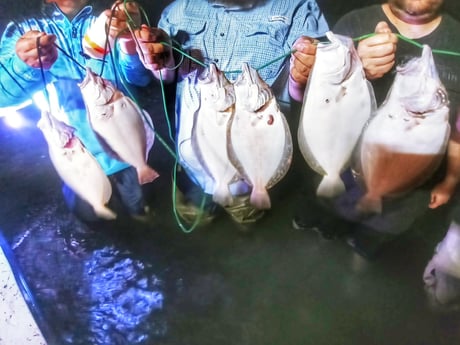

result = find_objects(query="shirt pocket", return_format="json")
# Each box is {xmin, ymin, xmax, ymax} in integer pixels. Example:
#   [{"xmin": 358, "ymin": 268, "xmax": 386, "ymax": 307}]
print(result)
[
  {"xmin": 172, "ymin": 18, "xmax": 207, "ymax": 49},
  {"xmin": 239, "ymin": 20, "xmax": 290, "ymax": 81}
]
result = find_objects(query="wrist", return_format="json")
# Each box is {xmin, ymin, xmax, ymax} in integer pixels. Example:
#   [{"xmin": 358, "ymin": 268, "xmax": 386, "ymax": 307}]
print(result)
[
  {"xmin": 118, "ymin": 37, "xmax": 137, "ymax": 55},
  {"xmin": 288, "ymin": 74, "xmax": 306, "ymax": 103}
]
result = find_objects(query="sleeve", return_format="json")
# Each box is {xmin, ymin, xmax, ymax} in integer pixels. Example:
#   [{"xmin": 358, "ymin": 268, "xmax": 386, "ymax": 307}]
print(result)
[
  {"xmin": 287, "ymin": 0, "xmax": 329, "ymax": 45},
  {"xmin": 82, "ymin": 13, "xmax": 152, "ymax": 87},
  {"xmin": 116, "ymin": 50, "xmax": 152, "ymax": 87},
  {"xmin": 0, "ymin": 22, "xmax": 44, "ymax": 107}
]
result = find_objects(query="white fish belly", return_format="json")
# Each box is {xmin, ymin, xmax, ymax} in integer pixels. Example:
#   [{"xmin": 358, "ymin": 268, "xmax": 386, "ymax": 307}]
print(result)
[
  {"xmin": 194, "ymin": 107, "xmax": 237, "ymax": 205},
  {"xmin": 300, "ymin": 77, "xmax": 372, "ymax": 176},
  {"xmin": 362, "ymin": 103, "xmax": 449, "ymax": 155},
  {"xmin": 229, "ymin": 100, "xmax": 292, "ymax": 190},
  {"xmin": 90, "ymin": 97, "xmax": 148, "ymax": 169},
  {"xmin": 48, "ymin": 138, "xmax": 115, "ymax": 219},
  {"xmin": 360, "ymin": 103, "xmax": 450, "ymax": 199}
]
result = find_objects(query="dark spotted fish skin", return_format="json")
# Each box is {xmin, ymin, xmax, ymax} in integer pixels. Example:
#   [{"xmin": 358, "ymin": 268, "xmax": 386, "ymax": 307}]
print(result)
[{"xmin": 357, "ymin": 45, "xmax": 450, "ymax": 214}]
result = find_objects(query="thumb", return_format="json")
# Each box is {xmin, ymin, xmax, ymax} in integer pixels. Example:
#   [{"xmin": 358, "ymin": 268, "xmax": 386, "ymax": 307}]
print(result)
[
  {"xmin": 375, "ymin": 21, "xmax": 391, "ymax": 34},
  {"xmin": 428, "ymin": 193, "xmax": 437, "ymax": 209}
]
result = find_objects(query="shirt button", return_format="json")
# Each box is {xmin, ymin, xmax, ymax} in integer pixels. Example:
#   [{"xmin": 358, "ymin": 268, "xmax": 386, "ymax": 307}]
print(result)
[
  {"xmin": 214, "ymin": 58, "xmax": 219, "ymax": 63},
  {"xmin": 220, "ymin": 32, "xmax": 225, "ymax": 37}
]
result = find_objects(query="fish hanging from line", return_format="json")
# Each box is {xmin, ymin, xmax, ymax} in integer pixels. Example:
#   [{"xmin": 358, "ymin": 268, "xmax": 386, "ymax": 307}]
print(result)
[
  {"xmin": 297, "ymin": 31, "xmax": 376, "ymax": 199},
  {"xmin": 79, "ymin": 67, "xmax": 159, "ymax": 185},
  {"xmin": 423, "ymin": 220, "xmax": 460, "ymax": 308},
  {"xmin": 37, "ymin": 110, "xmax": 117, "ymax": 220},
  {"xmin": 191, "ymin": 63, "xmax": 239, "ymax": 207},
  {"xmin": 356, "ymin": 44, "xmax": 450, "ymax": 214},
  {"xmin": 227, "ymin": 63, "xmax": 293, "ymax": 210}
]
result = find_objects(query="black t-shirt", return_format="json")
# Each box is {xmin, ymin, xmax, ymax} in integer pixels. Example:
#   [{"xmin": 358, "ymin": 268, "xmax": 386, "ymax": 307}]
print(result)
[{"xmin": 333, "ymin": 4, "xmax": 460, "ymax": 125}]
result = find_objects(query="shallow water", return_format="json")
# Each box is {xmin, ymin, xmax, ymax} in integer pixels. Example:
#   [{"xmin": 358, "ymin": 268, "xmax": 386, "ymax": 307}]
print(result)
[{"xmin": 2, "ymin": 1, "xmax": 460, "ymax": 344}]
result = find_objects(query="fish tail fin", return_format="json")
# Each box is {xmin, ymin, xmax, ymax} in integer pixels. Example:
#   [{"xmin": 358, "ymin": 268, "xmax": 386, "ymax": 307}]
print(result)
[
  {"xmin": 355, "ymin": 194, "xmax": 383, "ymax": 214},
  {"xmin": 94, "ymin": 205, "xmax": 117, "ymax": 220},
  {"xmin": 212, "ymin": 185, "xmax": 233, "ymax": 207},
  {"xmin": 316, "ymin": 175, "xmax": 345, "ymax": 198},
  {"xmin": 250, "ymin": 187, "xmax": 271, "ymax": 210},
  {"xmin": 138, "ymin": 165, "xmax": 160, "ymax": 185}
]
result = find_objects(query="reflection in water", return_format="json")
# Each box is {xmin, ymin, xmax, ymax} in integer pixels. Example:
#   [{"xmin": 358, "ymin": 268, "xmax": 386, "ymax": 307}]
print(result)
[{"xmin": 84, "ymin": 246, "xmax": 165, "ymax": 344}]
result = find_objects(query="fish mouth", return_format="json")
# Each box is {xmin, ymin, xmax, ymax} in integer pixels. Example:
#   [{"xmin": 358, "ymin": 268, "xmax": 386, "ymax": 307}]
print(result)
[
  {"xmin": 79, "ymin": 67, "xmax": 97, "ymax": 89},
  {"xmin": 318, "ymin": 31, "xmax": 354, "ymax": 85},
  {"xmin": 234, "ymin": 63, "xmax": 273, "ymax": 112},
  {"xmin": 200, "ymin": 63, "xmax": 225, "ymax": 87}
]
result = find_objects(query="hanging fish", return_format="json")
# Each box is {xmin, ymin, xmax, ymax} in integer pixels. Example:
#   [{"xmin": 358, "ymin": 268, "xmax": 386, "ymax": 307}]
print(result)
[
  {"xmin": 423, "ymin": 220, "xmax": 460, "ymax": 308},
  {"xmin": 298, "ymin": 31, "xmax": 376, "ymax": 198},
  {"xmin": 37, "ymin": 110, "xmax": 116, "ymax": 220},
  {"xmin": 79, "ymin": 67, "xmax": 159, "ymax": 185},
  {"xmin": 357, "ymin": 45, "xmax": 450, "ymax": 214},
  {"xmin": 227, "ymin": 63, "xmax": 292, "ymax": 210},
  {"xmin": 191, "ymin": 63, "xmax": 239, "ymax": 207}
]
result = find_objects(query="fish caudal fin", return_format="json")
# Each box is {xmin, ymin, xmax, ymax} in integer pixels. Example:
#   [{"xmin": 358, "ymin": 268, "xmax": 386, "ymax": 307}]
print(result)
[
  {"xmin": 316, "ymin": 175, "xmax": 345, "ymax": 198},
  {"xmin": 94, "ymin": 205, "xmax": 117, "ymax": 220},
  {"xmin": 355, "ymin": 194, "xmax": 383, "ymax": 214},
  {"xmin": 250, "ymin": 187, "xmax": 271, "ymax": 210},
  {"xmin": 212, "ymin": 185, "xmax": 234, "ymax": 207},
  {"xmin": 138, "ymin": 165, "xmax": 160, "ymax": 185}
]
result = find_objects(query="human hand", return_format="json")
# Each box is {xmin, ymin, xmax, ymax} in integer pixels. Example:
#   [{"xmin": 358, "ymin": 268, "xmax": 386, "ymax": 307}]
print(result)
[
  {"xmin": 289, "ymin": 36, "xmax": 317, "ymax": 101},
  {"xmin": 103, "ymin": 0, "xmax": 141, "ymax": 54},
  {"xmin": 132, "ymin": 24, "xmax": 173, "ymax": 71},
  {"xmin": 105, "ymin": 0, "xmax": 141, "ymax": 39},
  {"xmin": 290, "ymin": 36, "xmax": 318, "ymax": 85},
  {"xmin": 357, "ymin": 21, "xmax": 398, "ymax": 80},
  {"xmin": 429, "ymin": 181, "xmax": 455, "ymax": 209},
  {"xmin": 15, "ymin": 30, "xmax": 57, "ymax": 69}
]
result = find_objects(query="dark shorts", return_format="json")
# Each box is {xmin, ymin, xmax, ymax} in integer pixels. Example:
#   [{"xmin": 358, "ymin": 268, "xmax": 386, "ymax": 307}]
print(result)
[{"xmin": 62, "ymin": 166, "xmax": 145, "ymax": 223}]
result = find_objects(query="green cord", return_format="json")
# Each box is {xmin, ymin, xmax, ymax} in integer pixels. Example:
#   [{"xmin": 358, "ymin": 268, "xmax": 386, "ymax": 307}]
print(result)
[{"xmin": 353, "ymin": 32, "xmax": 460, "ymax": 57}]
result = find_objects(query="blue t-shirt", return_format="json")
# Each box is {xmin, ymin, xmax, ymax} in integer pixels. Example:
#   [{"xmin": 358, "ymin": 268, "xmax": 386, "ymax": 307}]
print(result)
[{"xmin": 0, "ymin": 3, "xmax": 152, "ymax": 175}]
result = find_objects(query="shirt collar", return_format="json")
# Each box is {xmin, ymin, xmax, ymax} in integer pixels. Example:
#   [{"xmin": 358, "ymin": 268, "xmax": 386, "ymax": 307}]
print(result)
[
  {"xmin": 42, "ymin": 3, "xmax": 93, "ymax": 23},
  {"xmin": 209, "ymin": 1, "xmax": 258, "ymax": 11}
]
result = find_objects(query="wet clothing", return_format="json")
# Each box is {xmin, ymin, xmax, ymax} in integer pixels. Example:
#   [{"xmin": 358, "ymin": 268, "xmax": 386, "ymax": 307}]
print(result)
[
  {"xmin": 309, "ymin": 5, "xmax": 460, "ymax": 235},
  {"xmin": 158, "ymin": 0, "xmax": 328, "ymax": 221},
  {"xmin": 0, "ymin": 3, "xmax": 152, "ymax": 220}
]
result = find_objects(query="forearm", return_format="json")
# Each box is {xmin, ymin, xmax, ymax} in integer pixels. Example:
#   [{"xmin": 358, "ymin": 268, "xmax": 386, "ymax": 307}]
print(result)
[
  {"xmin": 0, "ymin": 55, "xmax": 43, "ymax": 107},
  {"xmin": 117, "ymin": 50, "xmax": 153, "ymax": 86},
  {"xmin": 443, "ymin": 134, "xmax": 460, "ymax": 191}
]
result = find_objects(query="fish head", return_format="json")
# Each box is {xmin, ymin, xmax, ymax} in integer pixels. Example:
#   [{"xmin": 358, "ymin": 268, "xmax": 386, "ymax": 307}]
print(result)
[
  {"xmin": 395, "ymin": 45, "xmax": 449, "ymax": 116},
  {"xmin": 234, "ymin": 62, "xmax": 273, "ymax": 112},
  {"xmin": 79, "ymin": 67, "xmax": 116, "ymax": 106},
  {"xmin": 315, "ymin": 31, "xmax": 355, "ymax": 85},
  {"xmin": 37, "ymin": 110, "xmax": 75, "ymax": 148},
  {"xmin": 198, "ymin": 63, "xmax": 235, "ymax": 111}
]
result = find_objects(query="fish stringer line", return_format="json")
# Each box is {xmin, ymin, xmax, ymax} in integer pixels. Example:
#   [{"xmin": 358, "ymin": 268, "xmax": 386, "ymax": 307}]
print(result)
[
  {"xmin": 353, "ymin": 32, "xmax": 460, "ymax": 57},
  {"xmin": 36, "ymin": 36, "xmax": 52, "ymax": 114}
]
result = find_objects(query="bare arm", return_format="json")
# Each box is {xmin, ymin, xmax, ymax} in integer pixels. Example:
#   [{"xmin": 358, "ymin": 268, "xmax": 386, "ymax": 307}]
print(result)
[{"xmin": 429, "ymin": 107, "xmax": 460, "ymax": 208}]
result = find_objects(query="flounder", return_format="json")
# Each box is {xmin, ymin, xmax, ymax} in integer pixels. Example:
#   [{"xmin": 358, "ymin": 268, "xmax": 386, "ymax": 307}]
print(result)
[
  {"xmin": 357, "ymin": 45, "xmax": 450, "ymax": 214},
  {"xmin": 79, "ymin": 67, "xmax": 159, "ymax": 185},
  {"xmin": 227, "ymin": 63, "xmax": 292, "ymax": 210},
  {"xmin": 423, "ymin": 221, "xmax": 460, "ymax": 307},
  {"xmin": 38, "ymin": 110, "xmax": 116, "ymax": 220},
  {"xmin": 191, "ymin": 64, "xmax": 239, "ymax": 207},
  {"xmin": 298, "ymin": 31, "xmax": 376, "ymax": 198}
]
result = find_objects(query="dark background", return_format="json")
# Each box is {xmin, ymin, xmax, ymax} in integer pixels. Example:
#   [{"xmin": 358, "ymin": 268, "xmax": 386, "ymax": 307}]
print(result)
[{"xmin": 1, "ymin": 2, "xmax": 460, "ymax": 345}]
